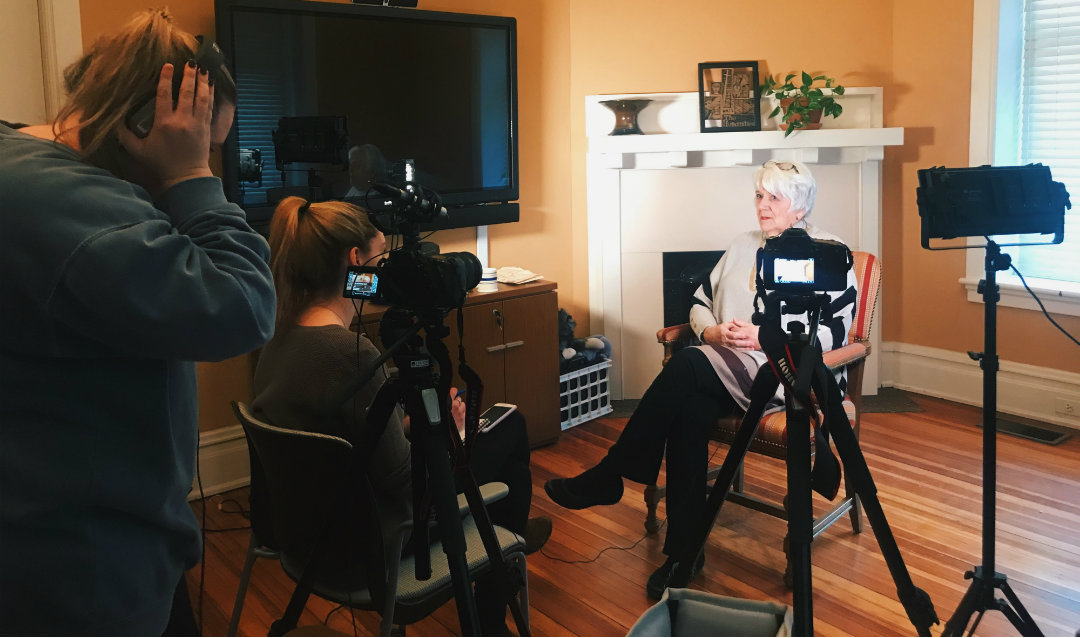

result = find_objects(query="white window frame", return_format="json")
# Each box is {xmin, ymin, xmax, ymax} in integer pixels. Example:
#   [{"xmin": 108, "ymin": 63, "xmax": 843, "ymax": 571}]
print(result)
[{"xmin": 964, "ymin": 0, "xmax": 1080, "ymax": 317}]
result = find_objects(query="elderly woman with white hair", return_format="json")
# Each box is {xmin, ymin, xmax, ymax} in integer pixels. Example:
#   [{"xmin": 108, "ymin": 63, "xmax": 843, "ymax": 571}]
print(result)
[{"xmin": 544, "ymin": 160, "xmax": 858, "ymax": 599}]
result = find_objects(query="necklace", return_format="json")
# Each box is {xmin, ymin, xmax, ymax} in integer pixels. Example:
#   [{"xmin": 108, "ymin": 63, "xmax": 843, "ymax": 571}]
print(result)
[{"xmin": 309, "ymin": 303, "xmax": 350, "ymax": 327}]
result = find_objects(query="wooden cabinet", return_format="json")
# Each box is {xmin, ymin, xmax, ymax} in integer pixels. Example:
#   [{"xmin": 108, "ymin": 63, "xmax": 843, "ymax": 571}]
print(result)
[{"xmin": 359, "ymin": 280, "xmax": 560, "ymax": 447}]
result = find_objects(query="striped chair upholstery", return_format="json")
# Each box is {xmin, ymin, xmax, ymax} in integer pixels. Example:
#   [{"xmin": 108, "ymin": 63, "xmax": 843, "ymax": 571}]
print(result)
[{"xmin": 644, "ymin": 251, "xmax": 882, "ymax": 587}]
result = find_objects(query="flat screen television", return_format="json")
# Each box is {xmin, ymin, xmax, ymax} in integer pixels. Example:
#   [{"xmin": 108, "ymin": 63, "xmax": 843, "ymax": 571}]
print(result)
[{"xmin": 214, "ymin": 0, "xmax": 519, "ymax": 231}]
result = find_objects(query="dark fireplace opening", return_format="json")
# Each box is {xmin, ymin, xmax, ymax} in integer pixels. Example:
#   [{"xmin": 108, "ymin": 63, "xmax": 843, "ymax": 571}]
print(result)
[{"xmin": 662, "ymin": 250, "xmax": 724, "ymax": 327}]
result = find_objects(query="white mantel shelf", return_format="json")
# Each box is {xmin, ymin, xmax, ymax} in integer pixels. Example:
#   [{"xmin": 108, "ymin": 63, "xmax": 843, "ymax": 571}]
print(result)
[
  {"xmin": 586, "ymin": 89, "xmax": 901, "ymax": 401},
  {"xmin": 589, "ymin": 127, "xmax": 904, "ymax": 155}
]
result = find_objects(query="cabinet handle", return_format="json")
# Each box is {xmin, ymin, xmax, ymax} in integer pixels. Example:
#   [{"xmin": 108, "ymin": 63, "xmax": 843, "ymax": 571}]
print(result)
[
  {"xmin": 486, "ymin": 344, "xmax": 507, "ymax": 353},
  {"xmin": 504, "ymin": 340, "xmax": 525, "ymax": 350}
]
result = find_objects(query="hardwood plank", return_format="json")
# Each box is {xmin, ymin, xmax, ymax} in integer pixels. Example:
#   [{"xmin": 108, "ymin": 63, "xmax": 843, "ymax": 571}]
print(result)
[{"xmin": 188, "ymin": 393, "xmax": 1080, "ymax": 636}]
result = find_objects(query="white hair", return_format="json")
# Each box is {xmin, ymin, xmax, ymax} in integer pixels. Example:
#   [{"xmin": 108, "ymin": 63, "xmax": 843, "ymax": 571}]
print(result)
[{"xmin": 754, "ymin": 160, "xmax": 817, "ymax": 216}]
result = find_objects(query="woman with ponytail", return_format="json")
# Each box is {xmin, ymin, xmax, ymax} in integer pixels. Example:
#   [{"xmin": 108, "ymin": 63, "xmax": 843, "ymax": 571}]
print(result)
[
  {"xmin": 0, "ymin": 9, "xmax": 274, "ymax": 634},
  {"xmin": 253, "ymin": 197, "xmax": 551, "ymax": 634}
]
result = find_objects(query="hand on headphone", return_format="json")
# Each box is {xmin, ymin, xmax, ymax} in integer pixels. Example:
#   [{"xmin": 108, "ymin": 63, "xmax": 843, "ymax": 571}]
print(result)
[{"xmin": 118, "ymin": 62, "xmax": 214, "ymax": 191}]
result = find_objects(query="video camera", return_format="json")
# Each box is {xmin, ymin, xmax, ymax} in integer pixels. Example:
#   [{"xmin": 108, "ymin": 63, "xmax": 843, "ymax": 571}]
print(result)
[
  {"xmin": 758, "ymin": 227, "xmax": 852, "ymax": 293},
  {"xmin": 344, "ymin": 245, "xmax": 481, "ymax": 310},
  {"xmin": 343, "ymin": 148, "xmax": 481, "ymax": 311}
]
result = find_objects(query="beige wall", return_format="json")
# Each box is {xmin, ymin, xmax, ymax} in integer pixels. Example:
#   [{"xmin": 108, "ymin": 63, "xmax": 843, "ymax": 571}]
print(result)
[
  {"xmin": 886, "ymin": 0, "xmax": 1080, "ymax": 369},
  {"xmin": 76, "ymin": 0, "xmax": 1080, "ymax": 428}
]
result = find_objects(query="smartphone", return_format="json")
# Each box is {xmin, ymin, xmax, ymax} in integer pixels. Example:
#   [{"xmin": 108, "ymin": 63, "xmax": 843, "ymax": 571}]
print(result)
[
  {"xmin": 126, "ymin": 36, "xmax": 228, "ymax": 138},
  {"xmin": 343, "ymin": 266, "xmax": 382, "ymax": 301},
  {"xmin": 478, "ymin": 403, "xmax": 517, "ymax": 433},
  {"xmin": 125, "ymin": 71, "xmax": 185, "ymax": 138}
]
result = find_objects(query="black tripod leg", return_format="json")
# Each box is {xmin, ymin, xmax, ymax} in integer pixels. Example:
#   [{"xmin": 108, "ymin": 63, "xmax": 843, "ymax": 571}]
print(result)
[
  {"xmin": 459, "ymin": 472, "xmax": 531, "ymax": 636},
  {"xmin": 269, "ymin": 582, "xmax": 311, "ymax": 636},
  {"xmin": 823, "ymin": 374, "xmax": 938, "ymax": 636},
  {"xmin": 785, "ymin": 403, "xmax": 814, "ymax": 636},
  {"xmin": 999, "ymin": 578, "xmax": 1043, "ymax": 636},
  {"xmin": 421, "ymin": 425, "xmax": 481, "ymax": 635},
  {"xmin": 942, "ymin": 575, "xmax": 983, "ymax": 636}
]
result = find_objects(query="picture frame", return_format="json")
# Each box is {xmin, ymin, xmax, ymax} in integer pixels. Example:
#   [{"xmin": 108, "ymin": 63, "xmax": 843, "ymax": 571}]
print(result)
[{"xmin": 698, "ymin": 61, "xmax": 761, "ymax": 133}]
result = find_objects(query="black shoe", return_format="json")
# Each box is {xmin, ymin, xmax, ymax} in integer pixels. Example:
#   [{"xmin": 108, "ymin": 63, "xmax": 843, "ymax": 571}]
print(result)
[
  {"xmin": 646, "ymin": 552, "xmax": 705, "ymax": 600},
  {"xmin": 544, "ymin": 462, "xmax": 624, "ymax": 510},
  {"xmin": 521, "ymin": 516, "xmax": 552, "ymax": 554}
]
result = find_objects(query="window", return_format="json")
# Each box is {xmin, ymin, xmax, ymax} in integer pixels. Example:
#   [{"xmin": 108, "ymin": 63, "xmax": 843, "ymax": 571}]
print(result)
[{"xmin": 966, "ymin": 0, "xmax": 1080, "ymax": 316}]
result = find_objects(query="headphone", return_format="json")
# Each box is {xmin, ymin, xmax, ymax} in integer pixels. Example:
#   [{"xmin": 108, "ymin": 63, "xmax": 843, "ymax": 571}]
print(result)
[{"xmin": 125, "ymin": 36, "xmax": 233, "ymax": 138}]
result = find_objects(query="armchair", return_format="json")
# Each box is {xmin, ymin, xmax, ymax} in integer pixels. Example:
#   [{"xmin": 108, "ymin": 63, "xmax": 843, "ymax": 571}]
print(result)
[{"xmin": 642, "ymin": 251, "xmax": 881, "ymax": 586}]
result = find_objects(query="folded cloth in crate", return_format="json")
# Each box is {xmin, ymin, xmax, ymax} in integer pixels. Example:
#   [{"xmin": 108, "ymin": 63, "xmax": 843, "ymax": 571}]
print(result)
[
  {"xmin": 627, "ymin": 588, "xmax": 792, "ymax": 637},
  {"xmin": 560, "ymin": 335, "xmax": 612, "ymax": 374}
]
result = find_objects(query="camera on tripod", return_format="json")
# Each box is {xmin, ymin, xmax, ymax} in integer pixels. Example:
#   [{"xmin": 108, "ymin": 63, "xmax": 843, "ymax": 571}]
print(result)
[
  {"xmin": 342, "ymin": 163, "xmax": 482, "ymax": 311},
  {"xmin": 758, "ymin": 228, "xmax": 852, "ymax": 294},
  {"xmin": 753, "ymin": 227, "xmax": 853, "ymax": 337},
  {"xmin": 344, "ymin": 245, "xmax": 481, "ymax": 310}
]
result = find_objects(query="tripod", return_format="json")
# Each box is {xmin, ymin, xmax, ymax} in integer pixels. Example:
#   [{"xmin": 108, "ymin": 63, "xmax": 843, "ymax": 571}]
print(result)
[
  {"xmin": 675, "ymin": 292, "xmax": 938, "ymax": 636},
  {"xmin": 328, "ymin": 306, "xmax": 530, "ymax": 636},
  {"xmin": 941, "ymin": 240, "xmax": 1042, "ymax": 637}
]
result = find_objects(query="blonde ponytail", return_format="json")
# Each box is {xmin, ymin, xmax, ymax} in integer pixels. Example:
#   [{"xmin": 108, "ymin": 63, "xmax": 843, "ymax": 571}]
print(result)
[{"xmin": 268, "ymin": 197, "xmax": 380, "ymax": 332}]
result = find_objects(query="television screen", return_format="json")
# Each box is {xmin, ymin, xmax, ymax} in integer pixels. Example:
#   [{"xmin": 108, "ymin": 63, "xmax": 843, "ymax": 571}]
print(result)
[{"xmin": 215, "ymin": 0, "xmax": 519, "ymax": 229}]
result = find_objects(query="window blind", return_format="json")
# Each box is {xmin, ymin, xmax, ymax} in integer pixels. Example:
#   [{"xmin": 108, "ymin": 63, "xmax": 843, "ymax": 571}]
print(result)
[
  {"xmin": 232, "ymin": 22, "xmax": 287, "ymax": 206},
  {"xmin": 1012, "ymin": 0, "xmax": 1080, "ymax": 283}
]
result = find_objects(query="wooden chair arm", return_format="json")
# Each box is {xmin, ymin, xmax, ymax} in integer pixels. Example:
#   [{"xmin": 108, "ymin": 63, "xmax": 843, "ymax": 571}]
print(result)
[
  {"xmin": 657, "ymin": 323, "xmax": 693, "ymax": 344},
  {"xmin": 822, "ymin": 341, "xmax": 870, "ymax": 371},
  {"xmin": 657, "ymin": 323, "xmax": 694, "ymax": 367}
]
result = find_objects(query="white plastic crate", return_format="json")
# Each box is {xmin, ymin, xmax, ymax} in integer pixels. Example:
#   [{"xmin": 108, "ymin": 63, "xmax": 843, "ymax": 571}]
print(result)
[{"xmin": 559, "ymin": 359, "xmax": 613, "ymax": 430}]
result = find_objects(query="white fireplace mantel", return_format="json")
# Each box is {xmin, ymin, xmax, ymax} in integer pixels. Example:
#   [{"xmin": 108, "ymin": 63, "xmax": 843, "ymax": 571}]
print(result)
[{"xmin": 586, "ymin": 89, "xmax": 902, "ymax": 400}]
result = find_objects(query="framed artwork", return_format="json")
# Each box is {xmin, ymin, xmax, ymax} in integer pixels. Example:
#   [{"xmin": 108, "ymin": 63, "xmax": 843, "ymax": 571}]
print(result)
[{"xmin": 698, "ymin": 61, "xmax": 762, "ymax": 133}]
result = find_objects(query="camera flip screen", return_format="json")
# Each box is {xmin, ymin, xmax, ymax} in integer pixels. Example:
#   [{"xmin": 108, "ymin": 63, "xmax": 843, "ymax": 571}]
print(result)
[
  {"xmin": 773, "ymin": 257, "xmax": 815, "ymax": 285},
  {"xmin": 344, "ymin": 266, "xmax": 380, "ymax": 299}
]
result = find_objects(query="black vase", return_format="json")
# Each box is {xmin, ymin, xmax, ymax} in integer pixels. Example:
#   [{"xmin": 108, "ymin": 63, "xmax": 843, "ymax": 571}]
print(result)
[{"xmin": 599, "ymin": 99, "xmax": 652, "ymax": 135}]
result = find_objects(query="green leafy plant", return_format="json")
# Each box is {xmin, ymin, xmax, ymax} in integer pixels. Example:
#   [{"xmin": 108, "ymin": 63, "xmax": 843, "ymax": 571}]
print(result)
[{"xmin": 760, "ymin": 71, "xmax": 846, "ymax": 136}]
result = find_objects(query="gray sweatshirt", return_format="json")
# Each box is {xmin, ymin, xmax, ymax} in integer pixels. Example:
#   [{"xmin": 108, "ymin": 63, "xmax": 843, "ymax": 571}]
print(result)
[{"xmin": 0, "ymin": 123, "xmax": 275, "ymax": 634}]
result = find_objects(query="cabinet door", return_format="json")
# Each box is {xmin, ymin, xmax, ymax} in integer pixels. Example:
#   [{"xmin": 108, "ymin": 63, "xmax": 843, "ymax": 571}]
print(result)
[
  {"xmin": 502, "ymin": 292, "xmax": 560, "ymax": 446},
  {"xmin": 445, "ymin": 301, "xmax": 507, "ymax": 407}
]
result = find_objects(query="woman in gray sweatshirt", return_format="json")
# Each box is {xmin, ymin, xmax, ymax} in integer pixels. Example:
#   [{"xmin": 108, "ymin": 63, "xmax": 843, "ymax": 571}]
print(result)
[{"xmin": 0, "ymin": 9, "xmax": 275, "ymax": 634}]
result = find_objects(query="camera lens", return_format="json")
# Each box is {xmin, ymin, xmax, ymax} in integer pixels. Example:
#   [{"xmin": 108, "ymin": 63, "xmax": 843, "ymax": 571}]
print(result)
[{"xmin": 442, "ymin": 251, "xmax": 483, "ymax": 292}]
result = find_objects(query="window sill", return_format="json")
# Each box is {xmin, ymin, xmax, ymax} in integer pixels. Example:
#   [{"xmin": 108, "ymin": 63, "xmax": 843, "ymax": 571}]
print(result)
[{"xmin": 960, "ymin": 276, "xmax": 1080, "ymax": 317}]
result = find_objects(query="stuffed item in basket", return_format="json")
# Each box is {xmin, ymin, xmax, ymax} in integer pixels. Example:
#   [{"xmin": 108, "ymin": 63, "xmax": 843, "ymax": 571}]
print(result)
[
  {"xmin": 557, "ymin": 309, "xmax": 611, "ymax": 374},
  {"xmin": 561, "ymin": 336, "xmax": 611, "ymax": 374}
]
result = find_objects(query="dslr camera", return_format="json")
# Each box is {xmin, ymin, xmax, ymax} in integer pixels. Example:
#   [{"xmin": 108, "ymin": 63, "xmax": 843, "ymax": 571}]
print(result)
[
  {"xmin": 344, "ymin": 244, "xmax": 481, "ymax": 310},
  {"xmin": 342, "ymin": 170, "xmax": 481, "ymax": 311},
  {"xmin": 758, "ymin": 227, "xmax": 852, "ymax": 293}
]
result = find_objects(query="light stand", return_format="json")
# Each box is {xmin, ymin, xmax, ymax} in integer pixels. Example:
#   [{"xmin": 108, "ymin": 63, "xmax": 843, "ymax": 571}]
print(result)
[
  {"xmin": 941, "ymin": 240, "xmax": 1042, "ymax": 636},
  {"xmin": 916, "ymin": 163, "xmax": 1070, "ymax": 637}
]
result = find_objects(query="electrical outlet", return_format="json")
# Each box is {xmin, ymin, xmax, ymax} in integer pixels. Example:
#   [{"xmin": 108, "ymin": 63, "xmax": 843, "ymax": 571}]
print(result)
[{"xmin": 1055, "ymin": 397, "xmax": 1078, "ymax": 417}]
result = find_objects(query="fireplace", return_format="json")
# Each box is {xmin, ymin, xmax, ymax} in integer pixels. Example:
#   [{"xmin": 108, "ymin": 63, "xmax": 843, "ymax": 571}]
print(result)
[
  {"xmin": 663, "ymin": 250, "xmax": 724, "ymax": 327},
  {"xmin": 585, "ymin": 89, "xmax": 902, "ymax": 399}
]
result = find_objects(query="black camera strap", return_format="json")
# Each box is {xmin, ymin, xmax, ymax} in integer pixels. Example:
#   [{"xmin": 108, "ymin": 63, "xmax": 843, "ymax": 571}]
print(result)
[
  {"xmin": 758, "ymin": 322, "xmax": 841, "ymax": 500},
  {"xmin": 454, "ymin": 306, "xmax": 484, "ymax": 463}
]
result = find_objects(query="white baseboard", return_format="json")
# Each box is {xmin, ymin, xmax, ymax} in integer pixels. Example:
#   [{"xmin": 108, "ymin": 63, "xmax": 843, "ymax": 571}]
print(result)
[
  {"xmin": 188, "ymin": 424, "xmax": 250, "ymax": 501},
  {"xmin": 880, "ymin": 341, "xmax": 1080, "ymax": 431}
]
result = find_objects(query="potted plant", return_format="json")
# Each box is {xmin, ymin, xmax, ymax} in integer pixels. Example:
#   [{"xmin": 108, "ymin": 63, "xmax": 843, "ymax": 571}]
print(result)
[{"xmin": 760, "ymin": 71, "xmax": 845, "ymax": 136}]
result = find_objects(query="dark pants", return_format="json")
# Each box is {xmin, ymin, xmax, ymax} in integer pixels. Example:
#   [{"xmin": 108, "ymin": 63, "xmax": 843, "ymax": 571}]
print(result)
[
  {"xmin": 469, "ymin": 411, "xmax": 532, "ymax": 535},
  {"xmin": 606, "ymin": 347, "xmax": 735, "ymax": 555},
  {"xmin": 163, "ymin": 575, "xmax": 198, "ymax": 636}
]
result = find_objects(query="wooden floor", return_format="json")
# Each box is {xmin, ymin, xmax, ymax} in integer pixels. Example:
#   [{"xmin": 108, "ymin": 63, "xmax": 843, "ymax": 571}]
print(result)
[{"xmin": 188, "ymin": 394, "xmax": 1080, "ymax": 636}]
